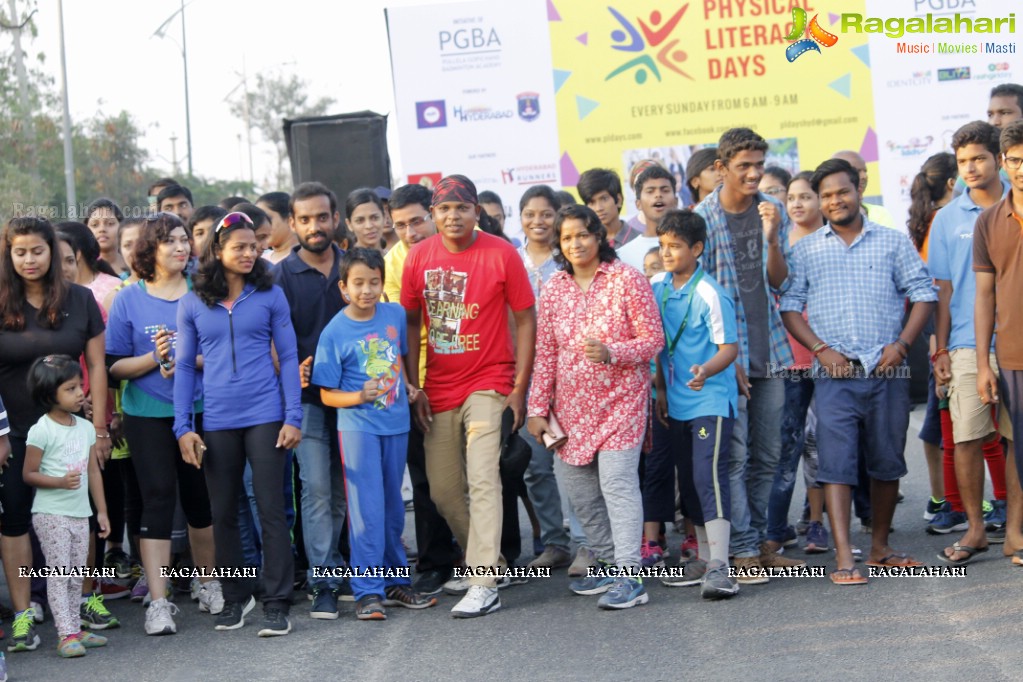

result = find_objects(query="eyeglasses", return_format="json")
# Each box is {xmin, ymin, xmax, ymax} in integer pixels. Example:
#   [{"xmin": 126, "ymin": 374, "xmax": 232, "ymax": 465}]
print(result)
[
  {"xmin": 761, "ymin": 187, "xmax": 786, "ymax": 197},
  {"xmin": 215, "ymin": 212, "xmax": 254, "ymax": 234},
  {"xmin": 393, "ymin": 215, "xmax": 430, "ymax": 231},
  {"xmin": 1005, "ymin": 155, "xmax": 1023, "ymax": 170}
]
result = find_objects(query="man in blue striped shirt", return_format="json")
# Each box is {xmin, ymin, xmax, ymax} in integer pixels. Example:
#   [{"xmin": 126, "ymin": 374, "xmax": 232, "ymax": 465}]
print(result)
[{"xmin": 781, "ymin": 158, "xmax": 936, "ymax": 585}]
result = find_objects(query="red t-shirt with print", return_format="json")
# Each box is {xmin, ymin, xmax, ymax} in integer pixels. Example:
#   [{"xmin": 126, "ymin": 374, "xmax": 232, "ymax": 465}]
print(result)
[{"xmin": 401, "ymin": 231, "xmax": 535, "ymax": 413}]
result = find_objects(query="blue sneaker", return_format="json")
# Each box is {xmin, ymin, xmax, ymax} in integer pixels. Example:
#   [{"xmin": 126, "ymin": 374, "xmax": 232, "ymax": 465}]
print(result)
[
  {"xmin": 569, "ymin": 561, "xmax": 616, "ymax": 595},
  {"xmin": 924, "ymin": 497, "xmax": 949, "ymax": 521},
  {"xmin": 804, "ymin": 521, "xmax": 830, "ymax": 554},
  {"xmin": 985, "ymin": 499, "xmax": 1007, "ymax": 531},
  {"xmin": 597, "ymin": 577, "xmax": 648, "ymax": 610},
  {"xmin": 779, "ymin": 525, "xmax": 798, "ymax": 548},
  {"xmin": 926, "ymin": 510, "xmax": 969, "ymax": 535}
]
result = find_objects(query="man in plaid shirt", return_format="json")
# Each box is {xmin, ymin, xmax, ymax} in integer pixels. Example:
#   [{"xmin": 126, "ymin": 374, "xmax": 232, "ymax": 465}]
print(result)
[
  {"xmin": 781, "ymin": 158, "xmax": 936, "ymax": 585},
  {"xmin": 696, "ymin": 128, "xmax": 804, "ymax": 582}
]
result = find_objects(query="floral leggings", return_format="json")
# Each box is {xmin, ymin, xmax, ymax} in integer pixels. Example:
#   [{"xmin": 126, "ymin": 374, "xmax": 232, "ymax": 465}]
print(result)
[{"xmin": 32, "ymin": 513, "xmax": 89, "ymax": 638}]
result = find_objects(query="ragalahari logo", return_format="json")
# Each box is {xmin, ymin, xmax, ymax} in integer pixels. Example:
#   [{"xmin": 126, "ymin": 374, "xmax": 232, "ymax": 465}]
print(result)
[
  {"xmin": 784, "ymin": 7, "xmax": 839, "ymax": 62},
  {"xmin": 605, "ymin": 4, "xmax": 693, "ymax": 84}
]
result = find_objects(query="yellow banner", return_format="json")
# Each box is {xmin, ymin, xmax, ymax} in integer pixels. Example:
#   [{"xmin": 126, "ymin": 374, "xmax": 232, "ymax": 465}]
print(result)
[{"xmin": 548, "ymin": 0, "xmax": 877, "ymax": 202}]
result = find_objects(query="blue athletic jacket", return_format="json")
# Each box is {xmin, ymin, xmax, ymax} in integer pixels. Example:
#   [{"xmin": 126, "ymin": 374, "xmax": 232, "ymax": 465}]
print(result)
[{"xmin": 173, "ymin": 283, "xmax": 302, "ymax": 438}]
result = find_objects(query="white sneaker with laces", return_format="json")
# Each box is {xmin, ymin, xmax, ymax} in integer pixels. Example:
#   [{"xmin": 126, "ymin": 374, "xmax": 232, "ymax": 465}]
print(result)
[
  {"xmin": 450, "ymin": 585, "xmax": 500, "ymax": 619},
  {"xmin": 198, "ymin": 580, "xmax": 225, "ymax": 615},
  {"xmin": 145, "ymin": 598, "xmax": 180, "ymax": 636},
  {"xmin": 441, "ymin": 575, "xmax": 471, "ymax": 595}
]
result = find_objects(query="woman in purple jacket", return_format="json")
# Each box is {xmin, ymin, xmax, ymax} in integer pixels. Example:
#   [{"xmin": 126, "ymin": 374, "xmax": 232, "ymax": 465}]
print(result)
[{"xmin": 173, "ymin": 212, "xmax": 302, "ymax": 637}]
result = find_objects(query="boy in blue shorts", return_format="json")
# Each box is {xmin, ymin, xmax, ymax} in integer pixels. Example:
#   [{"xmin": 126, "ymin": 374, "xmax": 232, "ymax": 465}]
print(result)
[
  {"xmin": 312, "ymin": 248, "xmax": 437, "ymax": 620},
  {"xmin": 651, "ymin": 210, "xmax": 740, "ymax": 599}
]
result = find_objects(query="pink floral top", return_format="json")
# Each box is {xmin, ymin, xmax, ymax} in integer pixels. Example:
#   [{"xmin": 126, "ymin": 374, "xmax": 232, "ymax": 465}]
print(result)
[{"xmin": 527, "ymin": 259, "xmax": 663, "ymax": 465}]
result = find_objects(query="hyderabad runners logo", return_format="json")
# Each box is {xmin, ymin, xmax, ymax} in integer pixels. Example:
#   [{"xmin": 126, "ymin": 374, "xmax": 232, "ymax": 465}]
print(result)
[
  {"xmin": 698, "ymin": 426, "xmax": 709, "ymax": 440},
  {"xmin": 784, "ymin": 7, "xmax": 838, "ymax": 62}
]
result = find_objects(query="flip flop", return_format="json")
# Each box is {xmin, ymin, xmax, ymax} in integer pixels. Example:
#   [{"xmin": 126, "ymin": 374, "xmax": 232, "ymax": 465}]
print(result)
[
  {"xmin": 865, "ymin": 552, "xmax": 923, "ymax": 568},
  {"xmin": 937, "ymin": 543, "xmax": 988, "ymax": 567},
  {"xmin": 829, "ymin": 568, "xmax": 868, "ymax": 585},
  {"xmin": 1011, "ymin": 551, "xmax": 1023, "ymax": 567}
]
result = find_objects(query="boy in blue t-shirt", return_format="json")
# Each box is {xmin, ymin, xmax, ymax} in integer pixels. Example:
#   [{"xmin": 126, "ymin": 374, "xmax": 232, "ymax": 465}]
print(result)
[
  {"xmin": 312, "ymin": 248, "xmax": 437, "ymax": 620},
  {"xmin": 651, "ymin": 210, "xmax": 740, "ymax": 600}
]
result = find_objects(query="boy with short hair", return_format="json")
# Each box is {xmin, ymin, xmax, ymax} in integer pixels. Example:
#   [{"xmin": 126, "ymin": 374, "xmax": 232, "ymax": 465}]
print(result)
[
  {"xmin": 617, "ymin": 166, "xmax": 679, "ymax": 272},
  {"xmin": 312, "ymin": 248, "xmax": 437, "ymax": 620},
  {"xmin": 577, "ymin": 168, "xmax": 635, "ymax": 248},
  {"xmin": 651, "ymin": 210, "xmax": 739, "ymax": 599},
  {"xmin": 975, "ymin": 119, "xmax": 1023, "ymax": 566}
]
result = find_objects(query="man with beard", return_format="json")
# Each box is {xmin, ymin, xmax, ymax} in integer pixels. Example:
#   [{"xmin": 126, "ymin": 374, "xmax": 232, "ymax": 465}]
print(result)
[
  {"xmin": 781, "ymin": 158, "xmax": 936, "ymax": 585},
  {"xmin": 271, "ymin": 182, "xmax": 349, "ymax": 619}
]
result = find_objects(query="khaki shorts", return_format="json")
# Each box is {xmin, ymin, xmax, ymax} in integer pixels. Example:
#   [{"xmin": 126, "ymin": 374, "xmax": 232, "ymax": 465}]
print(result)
[{"xmin": 948, "ymin": 348, "xmax": 1013, "ymax": 444}]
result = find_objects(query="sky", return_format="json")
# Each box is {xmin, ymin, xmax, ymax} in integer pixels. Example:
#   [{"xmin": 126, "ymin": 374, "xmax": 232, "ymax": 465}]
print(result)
[{"xmin": 32, "ymin": 0, "xmax": 440, "ymax": 191}]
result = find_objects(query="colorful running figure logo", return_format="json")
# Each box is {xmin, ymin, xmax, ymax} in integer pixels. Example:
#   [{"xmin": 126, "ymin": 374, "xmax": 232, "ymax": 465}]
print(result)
[
  {"xmin": 784, "ymin": 7, "xmax": 839, "ymax": 62},
  {"xmin": 605, "ymin": 4, "xmax": 693, "ymax": 84}
]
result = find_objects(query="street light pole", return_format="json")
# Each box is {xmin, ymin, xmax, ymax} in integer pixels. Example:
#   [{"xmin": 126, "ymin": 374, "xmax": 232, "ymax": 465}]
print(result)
[
  {"xmin": 56, "ymin": 0, "xmax": 75, "ymax": 208},
  {"xmin": 180, "ymin": 0, "xmax": 192, "ymax": 177},
  {"xmin": 153, "ymin": 1, "xmax": 193, "ymax": 177}
]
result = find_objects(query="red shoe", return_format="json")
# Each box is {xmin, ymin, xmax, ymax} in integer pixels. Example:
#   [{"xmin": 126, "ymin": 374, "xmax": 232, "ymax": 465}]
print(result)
[
  {"xmin": 681, "ymin": 535, "xmax": 699, "ymax": 561},
  {"xmin": 95, "ymin": 578, "xmax": 131, "ymax": 600}
]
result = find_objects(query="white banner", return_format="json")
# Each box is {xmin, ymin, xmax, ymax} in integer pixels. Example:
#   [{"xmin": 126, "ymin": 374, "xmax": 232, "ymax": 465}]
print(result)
[
  {"xmin": 867, "ymin": 0, "xmax": 1017, "ymax": 233},
  {"xmin": 386, "ymin": 0, "xmax": 561, "ymax": 244}
]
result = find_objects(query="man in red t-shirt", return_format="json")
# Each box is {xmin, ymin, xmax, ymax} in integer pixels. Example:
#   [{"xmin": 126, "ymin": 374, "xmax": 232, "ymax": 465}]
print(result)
[{"xmin": 401, "ymin": 175, "xmax": 536, "ymax": 618}]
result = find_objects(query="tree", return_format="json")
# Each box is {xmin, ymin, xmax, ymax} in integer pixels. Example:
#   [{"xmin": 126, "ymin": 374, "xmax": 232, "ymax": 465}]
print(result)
[{"xmin": 229, "ymin": 72, "xmax": 335, "ymax": 191}]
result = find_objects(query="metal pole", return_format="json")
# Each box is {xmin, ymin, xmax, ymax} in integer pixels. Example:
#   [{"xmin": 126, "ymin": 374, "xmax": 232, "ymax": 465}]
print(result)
[
  {"xmin": 57, "ymin": 0, "xmax": 75, "ymax": 209},
  {"xmin": 181, "ymin": 0, "xmax": 193, "ymax": 176},
  {"xmin": 243, "ymin": 57, "xmax": 254, "ymax": 186},
  {"xmin": 170, "ymin": 134, "xmax": 180, "ymax": 176}
]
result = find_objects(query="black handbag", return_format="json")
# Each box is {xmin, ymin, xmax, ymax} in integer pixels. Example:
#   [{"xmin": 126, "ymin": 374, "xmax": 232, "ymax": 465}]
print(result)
[{"xmin": 499, "ymin": 407, "xmax": 531, "ymax": 479}]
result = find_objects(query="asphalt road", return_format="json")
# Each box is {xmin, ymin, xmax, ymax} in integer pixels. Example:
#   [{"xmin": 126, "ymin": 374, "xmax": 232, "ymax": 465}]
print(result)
[{"xmin": 5, "ymin": 406, "xmax": 1021, "ymax": 682}]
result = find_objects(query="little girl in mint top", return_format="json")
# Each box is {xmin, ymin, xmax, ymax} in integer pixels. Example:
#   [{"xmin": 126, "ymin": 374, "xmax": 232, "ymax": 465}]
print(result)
[{"xmin": 23, "ymin": 355, "xmax": 111, "ymax": 658}]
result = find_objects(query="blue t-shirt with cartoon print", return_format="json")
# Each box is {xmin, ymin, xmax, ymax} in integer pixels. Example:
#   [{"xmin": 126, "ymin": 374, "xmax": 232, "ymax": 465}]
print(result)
[{"xmin": 312, "ymin": 302, "xmax": 410, "ymax": 436}]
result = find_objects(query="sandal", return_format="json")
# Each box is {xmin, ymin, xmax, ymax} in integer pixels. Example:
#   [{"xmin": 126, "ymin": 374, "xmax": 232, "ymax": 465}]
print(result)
[
  {"xmin": 937, "ymin": 543, "xmax": 988, "ymax": 567},
  {"xmin": 829, "ymin": 568, "xmax": 868, "ymax": 585},
  {"xmin": 865, "ymin": 552, "xmax": 922, "ymax": 568},
  {"xmin": 1011, "ymin": 551, "xmax": 1023, "ymax": 567}
]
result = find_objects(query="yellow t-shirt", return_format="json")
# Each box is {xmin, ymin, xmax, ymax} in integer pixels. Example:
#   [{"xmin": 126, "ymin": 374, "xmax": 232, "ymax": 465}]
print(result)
[{"xmin": 383, "ymin": 240, "xmax": 427, "ymax": 381}]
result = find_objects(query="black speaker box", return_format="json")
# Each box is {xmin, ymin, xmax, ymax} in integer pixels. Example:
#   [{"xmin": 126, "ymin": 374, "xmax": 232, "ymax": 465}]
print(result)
[{"xmin": 284, "ymin": 111, "xmax": 391, "ymax": 200}]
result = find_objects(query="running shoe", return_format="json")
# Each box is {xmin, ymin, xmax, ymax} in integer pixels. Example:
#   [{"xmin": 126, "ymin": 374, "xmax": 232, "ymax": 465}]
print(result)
[
  {"xmin": 701, "ymin": 561, "xmax": 739, "ymax": 600},
  {"xmin": 597, "ymin": 577, "xmax": 648, "ymax": 610},
  {"xmin": 7, "ymin": 609, "xmax": 39, "ymax": 652},
  {"xmin": 81, "ymin": 594, "xmax": 120, "ymax": 630}
]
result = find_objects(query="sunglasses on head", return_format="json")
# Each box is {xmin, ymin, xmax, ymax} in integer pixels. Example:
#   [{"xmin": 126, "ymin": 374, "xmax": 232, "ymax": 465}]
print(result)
[{"xmin": 215, "ymin": 212, "xmax": 254, "ymax": 234}]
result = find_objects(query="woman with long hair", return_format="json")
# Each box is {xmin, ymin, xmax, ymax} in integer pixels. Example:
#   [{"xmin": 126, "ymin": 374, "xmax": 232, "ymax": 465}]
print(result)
[
  {"xmin": 0, "ymin": 217, "xmax": 111, "ymax": 651},
  {"xmin": 55, "ymin": 222, "xmax": 122, "ymax": 311},
  {"xmin": 345, "ymin": 189, "xmax": 387, "ymax": 250},
  {"xmin": 106, "ymin": 213, "xmax": 219, "ymax": 635},
  {"xmin": 907, "ymin": 152, "xmax": 957, "ymax": 258},
  {"xmin": 527, "ymin": 205, "xmax": 662, "ymax": 610},
  {"xmin": 173, "ymin": 212, "xmax": 302, "ymax": 636},
  {"xmin": 85, "ymin": 199, "xmax": 128, "ymax": 276}
]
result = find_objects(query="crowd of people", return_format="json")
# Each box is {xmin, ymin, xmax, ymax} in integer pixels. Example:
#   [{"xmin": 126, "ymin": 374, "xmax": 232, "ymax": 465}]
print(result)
[{"xmin": 0, "ymin": 82, "xmax": 1021, "ymax": 676}]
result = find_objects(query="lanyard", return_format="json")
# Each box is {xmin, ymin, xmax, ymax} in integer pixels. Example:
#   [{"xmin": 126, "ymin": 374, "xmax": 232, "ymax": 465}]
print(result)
[{"xmin": 659, "ymin": 270, "xmax": 703, "ymax": 355}]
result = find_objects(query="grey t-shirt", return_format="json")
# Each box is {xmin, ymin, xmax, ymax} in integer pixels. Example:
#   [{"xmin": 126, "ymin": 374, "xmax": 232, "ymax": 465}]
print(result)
[{"xmin": 725, "ymin": 202, "xmax": 770, "ymax": 377}]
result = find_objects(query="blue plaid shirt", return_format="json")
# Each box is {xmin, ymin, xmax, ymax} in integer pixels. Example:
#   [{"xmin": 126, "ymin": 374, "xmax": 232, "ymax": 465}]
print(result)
[
  {"xmin": 695, "ymin": 186, "xmax": 794, "ymax": 374},
  {"xmin": 779, "ymin": 220, "xmax": 937, "ymax": 376}
]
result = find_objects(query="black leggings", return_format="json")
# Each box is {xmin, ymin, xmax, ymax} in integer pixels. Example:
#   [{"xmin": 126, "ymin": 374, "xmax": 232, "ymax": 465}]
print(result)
[
  {"xmin": 100, "ymin": 457, "xmax": 142, "ymax": 545},
  {"xmin": 124, "ymin": 414, "xmax": 212, "ymax": 540},
  {"xmin": 205, "ymin": 422, "xmax": 294, "ymax": 609},
  {"xmin": 1, "ymin": 436, "xmax": 34, "ymax": 537}
]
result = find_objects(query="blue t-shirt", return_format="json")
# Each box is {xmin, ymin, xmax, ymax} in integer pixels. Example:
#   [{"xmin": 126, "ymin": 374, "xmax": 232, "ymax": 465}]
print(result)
[
  {"xmin": 312, "ymin": 303, "xmax": 410, "ymax": 436},
  {"xmin": 105, "ymin": 281, "xmax": 203, "ymax": 417},
  {"xmin": 927, "ymin": 179, "xmax": 1009, "ymax": 352},
  {"xmin": 651, "ymin": 266, "xmax": 738, "ymax": 421}
]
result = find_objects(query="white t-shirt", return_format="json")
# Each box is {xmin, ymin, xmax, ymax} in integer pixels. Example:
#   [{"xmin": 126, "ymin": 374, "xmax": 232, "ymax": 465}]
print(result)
[{"xmin": 616, "ymin": 235, "xmax": 660, "ymax": 274}]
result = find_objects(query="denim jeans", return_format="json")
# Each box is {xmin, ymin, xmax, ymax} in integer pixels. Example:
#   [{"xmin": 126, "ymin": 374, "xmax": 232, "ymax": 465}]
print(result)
[
  {"xmin": 520, "ymin": 425, "xmax": 571, "ymax": 549},
  {"xmin": 766, "ymin": 378, "xmax": 814, "ymax": 542},
  {"xmin": 728, "ymin": 377, "xmax": 784, "ymax": 557},
  {"xmin": 295, "ymin": 403, "xmax": 346, "ymax": 589}
]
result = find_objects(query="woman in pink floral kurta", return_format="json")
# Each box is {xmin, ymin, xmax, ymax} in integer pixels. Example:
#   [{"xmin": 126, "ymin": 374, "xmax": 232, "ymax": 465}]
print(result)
[{"xmin": 527, "ymin": 205, "xmax": 662, "ymax": 610}]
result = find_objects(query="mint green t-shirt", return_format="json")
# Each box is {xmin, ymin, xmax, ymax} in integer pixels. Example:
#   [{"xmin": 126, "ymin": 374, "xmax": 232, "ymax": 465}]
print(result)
[{"xmin": 26, "ymin": 415, "xmax": 95, "ymax": 518}]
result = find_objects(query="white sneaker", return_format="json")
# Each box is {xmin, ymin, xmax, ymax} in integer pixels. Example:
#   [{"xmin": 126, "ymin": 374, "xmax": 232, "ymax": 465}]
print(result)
[
  {"xmin": 450, "ymin": 585, "xmax": 500, "ymax": 619},
  {"xmin": 190, "ymin": 577, "xmax": 202, "ymax": 602},
  {"xmin": 145, "ymin": 598, "xmax": 180, "ymax": 636},
  {"xmin": 197, "ymin": 580, "xmax": 225, "ymax": 615},
  {"xmin": 29, "ymin": 601, "xmax": 43, "ymax": 624},
  {"xmin": 441, "ymin": 575, "xmax": 471, "ymax": 595}
]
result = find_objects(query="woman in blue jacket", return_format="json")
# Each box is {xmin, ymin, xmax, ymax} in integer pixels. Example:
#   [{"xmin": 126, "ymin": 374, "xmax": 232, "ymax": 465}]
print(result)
[{"xmin": 173, "ymin": 212, "xmax": 302, "ymax": 637}]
